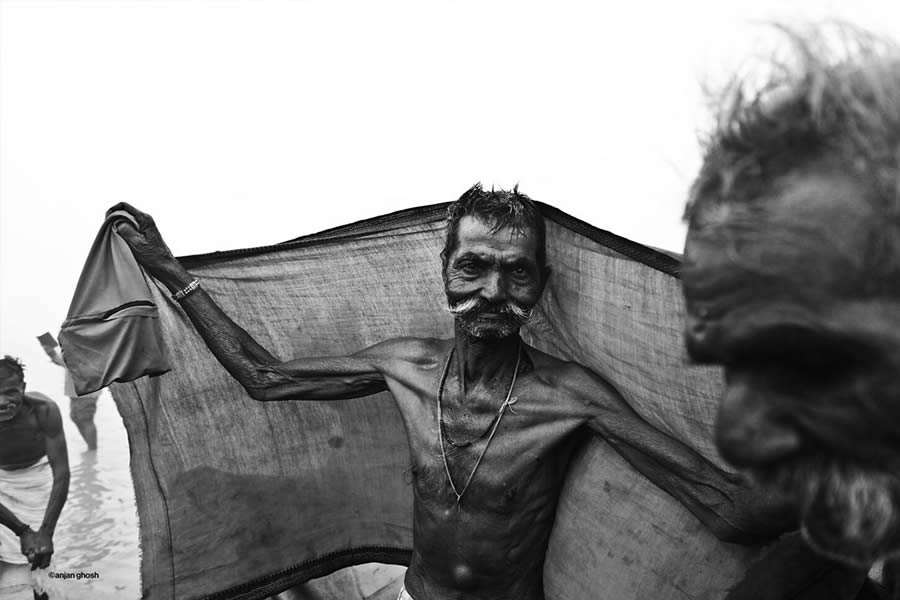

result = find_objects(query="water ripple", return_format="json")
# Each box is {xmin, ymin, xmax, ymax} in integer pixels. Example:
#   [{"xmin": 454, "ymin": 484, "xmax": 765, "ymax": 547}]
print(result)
[{"xmin": 49, "ymin": 396, "xmax": 141, "ymax": 599}]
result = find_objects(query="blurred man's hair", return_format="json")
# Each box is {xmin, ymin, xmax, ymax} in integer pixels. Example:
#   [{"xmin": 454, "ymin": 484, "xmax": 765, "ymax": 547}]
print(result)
[
  {"xmin": 442, "ymin": 183, "xmax": 547, "ymax": 269},
  {"xmin": 0, "ymin": 355, "xmax": 25, "ymax": 381},
  {"xmin": 685, "ymin": 23, "xmax": 900, "ymax": 293}
]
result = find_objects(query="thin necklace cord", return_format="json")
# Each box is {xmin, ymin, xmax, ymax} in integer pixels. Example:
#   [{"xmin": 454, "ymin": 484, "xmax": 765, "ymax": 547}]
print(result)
[{"xmin": 437, "ymin": 342, "xmax": 522, "ymax": 505}]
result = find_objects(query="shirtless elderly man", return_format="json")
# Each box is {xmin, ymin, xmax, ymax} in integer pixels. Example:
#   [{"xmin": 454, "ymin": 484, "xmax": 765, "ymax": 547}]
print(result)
[
  {"xmin": 0, "ymin": 357, "xmax": 69, "ymax": 599},
  {"xmin": 112, "ymin": 186, "xmax": 786, "ymax": 600}
]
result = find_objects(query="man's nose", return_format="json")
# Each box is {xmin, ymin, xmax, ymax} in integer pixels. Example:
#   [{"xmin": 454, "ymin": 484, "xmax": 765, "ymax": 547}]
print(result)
[{"xmin": 479, "ymin": 272, "xmax": 507, "ymax": 302}]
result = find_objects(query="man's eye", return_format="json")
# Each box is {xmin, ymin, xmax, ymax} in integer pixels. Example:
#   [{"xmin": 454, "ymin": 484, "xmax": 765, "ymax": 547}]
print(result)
[{"xmin": 458, "ymin": 262, "xmax": 482, "ymax": 274}]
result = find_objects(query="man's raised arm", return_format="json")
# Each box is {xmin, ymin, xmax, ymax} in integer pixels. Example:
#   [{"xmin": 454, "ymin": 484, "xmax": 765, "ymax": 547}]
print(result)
[
  {"xmin": 108, "ymin": 203, "xmax": 391, "ymax": 402},
  {"xmin": 564, "ymin": 364, "xmax": 795, "ymax": 544}
]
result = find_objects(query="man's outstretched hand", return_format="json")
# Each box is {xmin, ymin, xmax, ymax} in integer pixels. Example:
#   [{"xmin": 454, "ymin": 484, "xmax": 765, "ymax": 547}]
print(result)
[{"xmin": 107, "ymin": 202, "xmax": 179, "ymax": 279}]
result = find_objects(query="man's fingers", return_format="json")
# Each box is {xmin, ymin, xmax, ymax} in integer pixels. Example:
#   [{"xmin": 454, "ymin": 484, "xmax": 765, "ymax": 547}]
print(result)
[
  {"xmin": 106, "ymin": 201, "xmax": 140, "ymax": 219},
  {"xmin": 106, "ymin": 201, "xmax": 145, "ymax": 219},
  {"xmin": 109, "ymin": 203, "xmax": 158, "ymax": 238},
  {"xmin": 114, "ymin": 221, "xmax": 145, "ymax": 251},
  {"xmin": 114, "ymin": 219, "xmax": 140, "ymax": 239}
]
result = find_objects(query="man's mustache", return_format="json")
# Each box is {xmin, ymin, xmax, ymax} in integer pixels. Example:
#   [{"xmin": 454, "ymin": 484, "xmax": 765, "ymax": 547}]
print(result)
[{"xmin": 447, "ymin": 296, "xmax": 534, "ymax": 322}]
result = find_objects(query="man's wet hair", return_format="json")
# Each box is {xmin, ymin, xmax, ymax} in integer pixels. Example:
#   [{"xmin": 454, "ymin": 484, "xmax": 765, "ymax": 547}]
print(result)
[
  {"xmin": 0, "ymin": 355, "xmax": 25, "ymax": 381},
  {"xmin": 685, "ymin": 23, "xmax": 900, "ymax": 293},
  {"xmin": 441, "ymin": 183, "xmax": 547, "ymax": 269}
]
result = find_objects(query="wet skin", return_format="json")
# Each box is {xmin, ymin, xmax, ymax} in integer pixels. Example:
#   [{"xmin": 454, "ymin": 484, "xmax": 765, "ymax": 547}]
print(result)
[
  {"xmin": 683, "ymin": 167, "xmax": 900, "ymax": 565},
  {"xmin": 0, "ymin": 394, "xmax": 50, "ymax": 470},
  {"xmin": 113, "ymin": 205, "xmax": 790, "ymax": 599},
  {"xmin": 0, "ymin": 372, "xmax": 70, "ymax": 570},
  {"xmin": 386, "ymin": 339, "xmax": 604, "ymax": 600}
]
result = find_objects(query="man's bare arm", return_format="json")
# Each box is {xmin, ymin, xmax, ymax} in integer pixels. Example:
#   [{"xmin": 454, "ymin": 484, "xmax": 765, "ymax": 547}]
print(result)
[
  {"xmin": 18, "ymin": 401, "xmax": 70, "ymax": 569},
  {"xmin": 0, "ymin": 502, "xmax": 31, "ymax": 537},
  {"xmin": 45, "ymin": 348, "xmax": 65, "ymax": 368},
  {"xmin": 569, "ymin": 366, "xmax": 794, "ymax": 543},
  {"xmin": 39, "ymin": 401, "xmax": 69, "ymax": 536},
  {"xmin": 107, "ymin": 202, "xmax": 391, "ymax": 402}
]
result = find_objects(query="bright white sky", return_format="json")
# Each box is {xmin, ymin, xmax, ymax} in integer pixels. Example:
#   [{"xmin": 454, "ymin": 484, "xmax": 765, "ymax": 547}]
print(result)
[{"xmin": 1, "ymin": 0, "xmax": 898, "ymax": 396}]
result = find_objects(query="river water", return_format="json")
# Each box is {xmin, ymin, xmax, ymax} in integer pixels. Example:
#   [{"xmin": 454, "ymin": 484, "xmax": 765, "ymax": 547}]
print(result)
[{"xmin": 47, "ymin": 392, "xmax": 141, "ymax": 599}]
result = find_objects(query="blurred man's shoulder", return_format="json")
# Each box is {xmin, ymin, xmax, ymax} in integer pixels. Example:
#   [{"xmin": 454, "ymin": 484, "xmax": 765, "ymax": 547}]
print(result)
[
  {"xmin": 23, "ymin": 392, "xmax": 61, "ymax": 421},
  {"xmin": 24, "ymin": 390, "xmax": 55, "ymax": 405}
]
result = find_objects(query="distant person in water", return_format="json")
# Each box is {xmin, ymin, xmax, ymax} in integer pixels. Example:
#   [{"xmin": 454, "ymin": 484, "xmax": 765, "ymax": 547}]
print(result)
[
  {"xmin": 39, "ymin": 336, "xmax": 99, "ymax": 451},
  {"xmin": 0, "ymin": 356, "xmax": 70, "ymax": 599}
]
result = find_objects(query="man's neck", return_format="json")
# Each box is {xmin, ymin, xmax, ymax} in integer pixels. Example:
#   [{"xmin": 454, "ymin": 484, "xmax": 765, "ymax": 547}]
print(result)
[{"xmin": 453, "ymin": 325, "xmax": 521, "ymax": 388}]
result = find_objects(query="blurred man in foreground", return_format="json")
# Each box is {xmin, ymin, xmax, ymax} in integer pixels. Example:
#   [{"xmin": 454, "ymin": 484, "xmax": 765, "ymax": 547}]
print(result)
[{"xmin": 682, "ymin": 23, "xmax": 900, "ymax": 596}]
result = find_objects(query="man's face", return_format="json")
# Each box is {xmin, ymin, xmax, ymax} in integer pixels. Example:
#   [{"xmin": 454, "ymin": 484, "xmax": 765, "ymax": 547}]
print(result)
[
  {"xmin": 682, "ymin": 169, "xmax": 900, "ymax": 565},
  {"xmin": 444, "ymin": 216, "xmax": 546, "ymax": 340},
  {"xmin": 0, "ymin": 370, "xmax": 25, "ymax": 422}
]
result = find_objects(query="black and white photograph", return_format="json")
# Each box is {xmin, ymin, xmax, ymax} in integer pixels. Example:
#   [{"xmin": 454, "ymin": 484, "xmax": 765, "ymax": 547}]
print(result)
[{"xmin": 2, "ymin": 1, "xmax": 900, "ymax": 599}]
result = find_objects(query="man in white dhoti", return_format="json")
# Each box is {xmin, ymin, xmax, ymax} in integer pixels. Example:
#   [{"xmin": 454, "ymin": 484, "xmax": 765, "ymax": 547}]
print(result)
[{"xmin": 0, "ymin": 357, "xmax": 70, "ymax": 599}]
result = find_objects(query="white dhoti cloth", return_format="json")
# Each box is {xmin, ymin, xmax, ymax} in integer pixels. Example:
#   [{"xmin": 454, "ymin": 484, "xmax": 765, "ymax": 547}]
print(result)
[
  {"xmin": 0, "ymin": 460, "xmax": 52, "ymax": 564},
  {"xmin": 0, "ymin": 460, "xmax": 53, "ymax": 598},
  {"xmin": 398, "ymin": 586, "xmax": 414, "ymax": 600}
]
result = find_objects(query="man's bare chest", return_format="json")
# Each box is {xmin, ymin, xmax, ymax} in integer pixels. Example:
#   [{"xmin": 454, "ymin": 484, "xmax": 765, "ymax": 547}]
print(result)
[
  {"xmin": 0, "ymin": 416, "xmax": 46, "ymax": 467},
  {"xmin": 399, "ymin": 383, "xmax": 584, "ymax": 511}
]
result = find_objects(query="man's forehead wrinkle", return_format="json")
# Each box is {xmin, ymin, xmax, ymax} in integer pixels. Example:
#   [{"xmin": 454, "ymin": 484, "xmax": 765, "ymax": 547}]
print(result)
[{"xmin": 457, "ymin": 218, "xmax": 536, "ymax": 249}]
